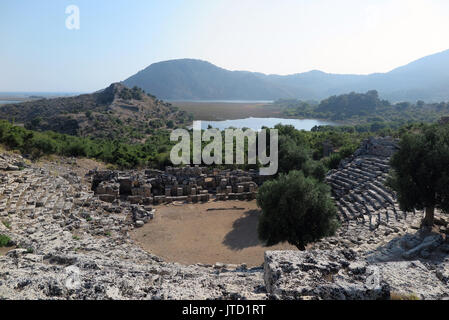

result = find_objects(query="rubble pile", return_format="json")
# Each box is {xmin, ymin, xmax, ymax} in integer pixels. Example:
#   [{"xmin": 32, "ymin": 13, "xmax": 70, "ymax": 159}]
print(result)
[{"xmin": 0, "ymin": 153, "xmax": 27, "ymax": 171}]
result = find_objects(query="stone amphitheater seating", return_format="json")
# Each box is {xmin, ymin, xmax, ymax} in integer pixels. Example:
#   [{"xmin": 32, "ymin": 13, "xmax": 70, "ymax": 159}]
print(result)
[{"xmin": 325, "ymin": 137, "xmax": 412, "ymax": 231}]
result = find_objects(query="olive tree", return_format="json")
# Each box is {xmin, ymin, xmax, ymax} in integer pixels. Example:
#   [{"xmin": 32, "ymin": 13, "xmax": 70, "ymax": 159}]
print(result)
[
  {"xmin": 257, "ymin": 170, "xmax": 339, "ymax": 250},
  {"xmin": 387, "ymin": 124, "xmax": 449, "ymax": 227}
]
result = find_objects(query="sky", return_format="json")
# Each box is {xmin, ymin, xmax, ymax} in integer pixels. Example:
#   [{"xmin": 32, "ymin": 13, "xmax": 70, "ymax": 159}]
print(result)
[{"xmin": 1, "ymin": 0, "xmax": 449, "ymax": 92}]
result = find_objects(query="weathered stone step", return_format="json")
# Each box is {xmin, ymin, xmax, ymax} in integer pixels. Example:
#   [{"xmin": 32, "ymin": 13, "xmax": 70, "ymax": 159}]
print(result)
[
  {"xmin": 366, "ymin": 189, "xmax": 387, "ymax": 207},
  {"xmin": 363, "ymin": 193, "xmax": 382, "ymax": 210}
]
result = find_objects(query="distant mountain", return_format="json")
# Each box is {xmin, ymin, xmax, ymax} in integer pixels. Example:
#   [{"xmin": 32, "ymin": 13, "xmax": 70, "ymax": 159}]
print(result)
[
  {"xmin": 123, "ymin": 50, "xmax": 449, "ymax": 102},
  {"xmin": 123, "ymin": 59, "xmax": 290, "ymax": 100},
  {"xmin": 0, "ymin": 83, "xmax": 190, "ymax": 141}
]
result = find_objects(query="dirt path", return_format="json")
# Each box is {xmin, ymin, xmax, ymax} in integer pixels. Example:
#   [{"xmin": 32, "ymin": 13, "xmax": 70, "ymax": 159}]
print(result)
[{"xmin": 130, "ymin": 200, "xmax": 297, "ymax": 267}]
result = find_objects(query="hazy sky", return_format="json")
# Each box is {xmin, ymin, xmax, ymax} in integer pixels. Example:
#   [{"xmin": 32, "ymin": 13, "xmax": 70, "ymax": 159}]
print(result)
[{"xmin": 1, "ymin": 0, "xmax": 449, "ymax": 92}]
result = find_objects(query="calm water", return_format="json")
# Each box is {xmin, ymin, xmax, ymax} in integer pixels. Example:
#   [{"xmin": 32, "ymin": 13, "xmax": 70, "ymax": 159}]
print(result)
[
  {"xmin": 197, "ymin": 117, "xmax": 336, "ymax": 131},
  {"xmin": 168, "ymin": 99, "xmax": 274, "ymax": 104},
  {"xmin": 0, "ymin": 100, "xmax": 21, "ymax": 105}
]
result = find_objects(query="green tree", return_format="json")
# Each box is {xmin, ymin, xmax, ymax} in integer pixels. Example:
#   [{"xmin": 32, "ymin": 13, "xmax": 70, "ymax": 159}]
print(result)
[
  {"xmin": 166, "ymin": 120, "xmax": 174, "ymax": 128},
  {"xmin": 277, "ymin": 135, "xmax": 310, "ymax": 174},
  {"xmin": 257, "ymin": 170, "xmax": 339, "ymax": 250},
  {"xmin": 387, "ymin": 124, "xmax": 449, "ymax": 227},
  {"xmin": 31, "ymin": 117, "xmax": 43, "ymax": 128}
]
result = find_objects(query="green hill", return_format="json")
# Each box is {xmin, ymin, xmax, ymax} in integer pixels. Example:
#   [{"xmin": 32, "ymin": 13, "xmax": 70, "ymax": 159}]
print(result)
[{"xmin": 0, "ymin": 83, "xmax": 192, "ymax": 142}]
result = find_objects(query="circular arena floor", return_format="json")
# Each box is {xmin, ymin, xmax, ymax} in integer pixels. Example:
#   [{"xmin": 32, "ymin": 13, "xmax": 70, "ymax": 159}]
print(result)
[{"xmin": 130, "ymin": 200, "xmax": 297, "ymax": 267}]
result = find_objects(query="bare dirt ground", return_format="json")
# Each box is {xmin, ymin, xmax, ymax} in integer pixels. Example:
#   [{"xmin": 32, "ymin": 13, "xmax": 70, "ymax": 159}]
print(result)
[
  {"xmin": 0, "ymin": 246, "xmax": 15, "ymax": 256},
  {"xmin": 172, "ymin": 101, "xmax": 284, "ymax": 121},
  {"xmin": 131, "ymin": 200, "xmax": 297, "ymax": 267}
]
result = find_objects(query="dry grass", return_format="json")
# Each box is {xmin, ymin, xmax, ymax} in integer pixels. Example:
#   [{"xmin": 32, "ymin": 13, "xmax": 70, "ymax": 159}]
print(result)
[
  {"xmin": 0, "ymin": 144, "xmax": 18, "ymax": 155},
  {"xmin": 390, "ymin": 292, "xmax": 420, "ymax": 300},
  {"xmin": 172, "ymin": 101, "xmax": 283, "ymax": 121},
  {"xmin": 323, "ymin": 273, "xmax": 334, "ymax": 282},
  {"xmin": 1, "ymin": 220, "xmax": 11, "ymax": 230}
]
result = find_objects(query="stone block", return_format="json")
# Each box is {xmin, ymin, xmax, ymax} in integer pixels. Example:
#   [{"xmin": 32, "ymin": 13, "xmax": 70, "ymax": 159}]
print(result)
[
  {"xmin": 165, "ymin": 188, "xmax": 171, "ymax": 197},
  {"xmin": 98, "ymin": 194, "xmax": 116, "ymax": 203},
  {"xmin": 127, "ymin": 195, "xmax": 142, "ymax": 204},
  {"xmin": 135, "ymin": 220, "xmax": 144, "ymax": 228}
]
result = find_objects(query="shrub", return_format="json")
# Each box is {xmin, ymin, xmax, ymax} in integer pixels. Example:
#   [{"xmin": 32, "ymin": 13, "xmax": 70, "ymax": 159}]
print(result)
[
  {"xmin": 0, "ymin": 234, "xmax": 11, "ymax": 247},
  {"xmin": 166, "ymin": 120, "xmax": 174, "ymax": 128},
  {"xmin": 325, "ymin": 153, "xmax": 343, "ymax": 169}
]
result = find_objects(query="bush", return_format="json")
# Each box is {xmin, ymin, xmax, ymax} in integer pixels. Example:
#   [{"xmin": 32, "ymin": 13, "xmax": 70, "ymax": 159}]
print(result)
[
  {"xmin": 308, "ymin": 161, "xmax": 328, "ymax": 182},
  {"xmin": 0, "ymin": 120, "xmax": 176, "ymax": 169},
  {"xmin": 149, "ymin": 119, "xmax": 164, "ymax": 128},
  {"xmin": 338, "ymin": 144, "xmax": 357, "ymax": 158},
  {"xmin": 0, "ymin": 234, "xmax": 11, "ymax": 247},
  {"xmin": 325, "ymin": 153, "xmax": 343, "ymax": 169},
  {"xmin": 31, "ymin": 135, "xmax": 57, "ymax": 155},
  {"xmin": 166, "ymin": 120, "xmax": 174, "ymax": 128},
  {"xmin": 63, "ymin": 141, "xmax": 87, "ymax": 157}
]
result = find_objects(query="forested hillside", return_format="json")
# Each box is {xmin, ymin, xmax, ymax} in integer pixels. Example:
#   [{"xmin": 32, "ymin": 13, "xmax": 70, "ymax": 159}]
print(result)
[{"xmin": 0, "ymin": 83, "xmax": 192, "ymax": 142}]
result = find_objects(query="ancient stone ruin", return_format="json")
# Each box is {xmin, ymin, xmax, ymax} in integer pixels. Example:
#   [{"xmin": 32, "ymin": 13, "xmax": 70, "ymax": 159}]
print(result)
[
  {"xmin": 88, "ymin": 166, "xmax": 261, "ymax": 227},
  {"xmin": 0, "ymin": 137, "xmax": 449, "ymax": 300},
  {"xmin": 326, "ymin": 136, "xmax": 401, "ymax": 229},
  {"xmin": 90, "ymin": 166, "xmax": 261, "ymax": 204}
]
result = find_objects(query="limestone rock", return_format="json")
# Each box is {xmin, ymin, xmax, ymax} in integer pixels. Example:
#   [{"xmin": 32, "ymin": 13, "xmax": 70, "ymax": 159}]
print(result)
[
  {"xmin": 264, "ymin": 250, "xmax": 390, "ymax": 300},
  {"xmin": 135, "ymin": 220, "xmax": 144, "ymax": 228},
  {"xmin": 377, "ymin": 261, "xmax": 448, "ymax": 300},
  {"xmin": 402, "ymin": 234, "xmax": 443, "ymax": 260}
]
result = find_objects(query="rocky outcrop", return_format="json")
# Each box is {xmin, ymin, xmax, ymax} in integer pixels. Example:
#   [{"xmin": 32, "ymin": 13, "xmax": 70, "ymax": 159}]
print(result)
[
  {"xmin": 264, "ymin": 250, "xmax": 390, "ymax": 300},
  {"xmin": 264, "ymin": 249, "xmax": 449, "ymax": 300},
  {"xmin": 0, "ymin": 153, "xmax": 27, "ymax": 171}
]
